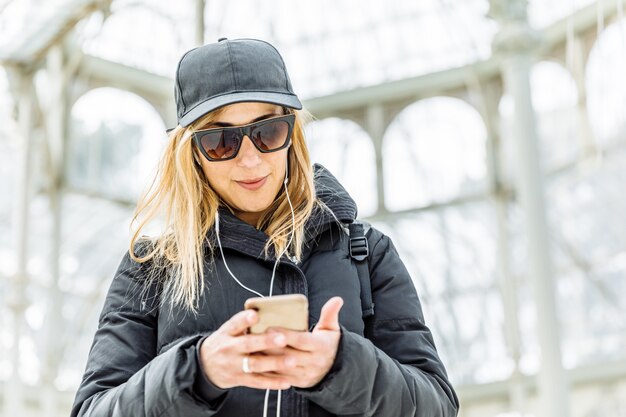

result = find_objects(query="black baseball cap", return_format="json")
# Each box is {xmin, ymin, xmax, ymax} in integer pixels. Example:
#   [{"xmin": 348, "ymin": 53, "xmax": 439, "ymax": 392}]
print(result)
[{"xmin": 174, "ymin": 37, "xmax": 302, "ymax": 128}]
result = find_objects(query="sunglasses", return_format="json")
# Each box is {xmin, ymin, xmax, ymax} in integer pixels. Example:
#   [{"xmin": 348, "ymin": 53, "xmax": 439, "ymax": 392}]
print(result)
[{"xmin": 192, "ymin": 114, "xmax": 295, "ymax": 162}]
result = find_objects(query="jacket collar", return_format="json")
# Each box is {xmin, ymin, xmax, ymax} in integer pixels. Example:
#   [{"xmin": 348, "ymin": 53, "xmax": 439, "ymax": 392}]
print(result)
[
  {"xmin": 310, "ymin": 163, "xmax": 357, "ymax": 224},
  {"xmin": 206, "ymin": 163, "xmax": 357, "ymax": 261}
]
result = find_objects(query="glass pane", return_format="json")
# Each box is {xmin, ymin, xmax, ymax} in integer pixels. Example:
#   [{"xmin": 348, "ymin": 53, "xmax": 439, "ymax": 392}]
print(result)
[
  {"xmin": 374, "ymin": 200, "xmax": 506, "ymax": 384},
  {"xmin": 384, "ymin": 97, "xmax": 488, "ymax": 211},
  {"xmin": 82, "ymin": 1, "xmax": 194, "ymax": 76},
  {"xmin": 68, "ymin": 87, "xmax": 167, "ymax": 201},
  {"xmin": 548, "ymin": 146, "xmax": 626, "ymax": 368},
  {"xmin": 586, "ymin": 18, "xmax": 626, "ymax": 147},
  {"xmin": 500, "ymin": 61, "xmax": 582, "ymax": 175},
  {"xmin": 203, "ymin": 0, "xmax": 495, "ymax": 99},
  {"xmin": 305, "ymin": 117, "xmax": 378, "ymax": 216},
  {"xmin": 528, "ymin": 0, "xmax": 597, "ymax": 28}
]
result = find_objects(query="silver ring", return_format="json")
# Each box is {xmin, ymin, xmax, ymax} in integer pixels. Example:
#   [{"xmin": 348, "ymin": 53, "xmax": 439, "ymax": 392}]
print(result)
[{"xmin": 242, "ymin": 355, "xmax": 252, "ymax": 374}]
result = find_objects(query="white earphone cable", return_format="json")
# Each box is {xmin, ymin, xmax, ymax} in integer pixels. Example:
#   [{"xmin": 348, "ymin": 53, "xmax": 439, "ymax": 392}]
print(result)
[
  {"xmin": 263, "ymin": 389, "xmax": 270, "ymax": 417},
  {"xmin": 215, "ymin": 168, "xmax": 294, "ymax": 417},
  {"xmin": 215, "ymin": 212, "xmax": 264, "ymax": 298}
]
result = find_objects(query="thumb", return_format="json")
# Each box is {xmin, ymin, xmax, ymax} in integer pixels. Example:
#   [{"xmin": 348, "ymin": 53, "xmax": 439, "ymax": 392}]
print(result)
[{"xmin": 313, "ymin": 297, "xmax": 343, "ymax": 332}]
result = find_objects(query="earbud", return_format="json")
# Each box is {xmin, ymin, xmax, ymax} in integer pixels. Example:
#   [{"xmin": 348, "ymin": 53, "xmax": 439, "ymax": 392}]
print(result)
[{"xmin": 284, "ymin": 154, "xmax": 290, "ymax": 184}]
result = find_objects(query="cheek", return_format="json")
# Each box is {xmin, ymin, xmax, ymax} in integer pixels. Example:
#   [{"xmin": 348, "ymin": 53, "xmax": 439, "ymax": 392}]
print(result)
[
  {"xmin": 200, "ymin": 160, "xmax": 229, "ymax": 193},
  {"xmin": 269, "ymin": 150, "xmax": 288, "ymax": 178}
]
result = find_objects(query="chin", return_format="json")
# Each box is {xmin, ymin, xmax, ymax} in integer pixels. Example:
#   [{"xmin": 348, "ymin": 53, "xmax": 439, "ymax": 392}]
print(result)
[{"xmin": 237, "ymin": 200, "xmax": 273, "ymax": 214}]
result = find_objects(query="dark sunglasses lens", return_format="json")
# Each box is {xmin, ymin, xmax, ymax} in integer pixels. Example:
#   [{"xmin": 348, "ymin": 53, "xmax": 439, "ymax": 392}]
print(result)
[
  {"xmin": 199, "ymin": 130, "xmax": 241, "ymax": 160},
  {"xmin": 251, "ymin": 120, "xmax": 290, "ymax": 151}
]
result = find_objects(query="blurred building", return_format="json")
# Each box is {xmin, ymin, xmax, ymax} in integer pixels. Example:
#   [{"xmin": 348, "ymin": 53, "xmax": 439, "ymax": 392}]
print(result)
[{"xmin": 0, "ymin": 0, "xmax": 625, "ymax": 416}]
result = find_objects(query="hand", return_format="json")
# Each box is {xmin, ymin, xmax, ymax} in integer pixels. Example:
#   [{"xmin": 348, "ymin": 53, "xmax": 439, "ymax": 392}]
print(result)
[
  {"xmin": 198, "ymin": 309, "xmax": 298, "ymax": 390},
  {"xmin": 263, "ymin": 297, "xmax": 344, "ymax": 388}
]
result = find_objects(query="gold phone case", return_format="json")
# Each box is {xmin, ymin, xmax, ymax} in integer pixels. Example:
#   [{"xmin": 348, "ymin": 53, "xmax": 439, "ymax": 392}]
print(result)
[{"xmin": 244, "ymin": 294, "xmax": 308, "ymax": 334}]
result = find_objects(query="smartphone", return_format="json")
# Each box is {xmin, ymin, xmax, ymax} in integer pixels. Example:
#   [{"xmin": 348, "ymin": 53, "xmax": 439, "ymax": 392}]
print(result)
[{"xmin": 244, "ymin": 294, "xmax": 308, "ymax": 334}]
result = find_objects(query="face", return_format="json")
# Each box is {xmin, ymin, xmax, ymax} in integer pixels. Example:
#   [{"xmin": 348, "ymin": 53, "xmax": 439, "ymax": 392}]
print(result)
[{"xmin": 194, "ymin": 102, "xmax": 289, "ymax": 225}]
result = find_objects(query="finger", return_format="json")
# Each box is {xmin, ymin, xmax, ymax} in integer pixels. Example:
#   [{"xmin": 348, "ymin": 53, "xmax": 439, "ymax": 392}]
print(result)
[
  {"xmin": 258, "ymin": 331, "xmax": 296, "ymax": 355},
  {"xmin": 244, "ymin": 353, "xmax": 297, "ymax": 373},
  {"xmin": 262, "ymin": 347, "xmax": 313, "ymax": 370},
  {"xmin": 313, "ymin": 297, "xmax": 343, "ymax": 332},
  {"xmin": 259, "ymin": 346, "xmax": 284, "ymax": 356},
  {"xmin": 233, "ymin": 332, "xmax": 288, "ymax": 354},
  {"xmin": 222, "ymin": 310, "xmax": 258, "ymax": 336},
  {"xmin": 283, "ymin": 347, "xmax": 326, "ymax": 370},
  {"xmin": 274, "ymin": 330, "xmax": 319, "ymax": 352},
  {"xmin": 241, "ymin": 374, "xmax": 292, "ymax": 391}
]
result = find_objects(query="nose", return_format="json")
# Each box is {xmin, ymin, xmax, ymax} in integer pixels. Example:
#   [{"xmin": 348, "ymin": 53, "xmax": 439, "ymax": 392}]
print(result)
[{"xmin": 235, "ymin": 135, "xmax": 262, "ymax": 167}]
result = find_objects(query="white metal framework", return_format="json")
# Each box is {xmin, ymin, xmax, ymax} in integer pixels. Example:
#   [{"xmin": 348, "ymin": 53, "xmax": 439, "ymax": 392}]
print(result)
[{"xmin": 0, "ymin": 1, "xmax": 625, "ymax": 416}]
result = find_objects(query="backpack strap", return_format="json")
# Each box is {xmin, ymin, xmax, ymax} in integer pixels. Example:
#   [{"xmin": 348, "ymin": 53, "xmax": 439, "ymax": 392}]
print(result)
[{"xmin": 348, "ymin": 221, "xmax": 375, "ymax": 319}]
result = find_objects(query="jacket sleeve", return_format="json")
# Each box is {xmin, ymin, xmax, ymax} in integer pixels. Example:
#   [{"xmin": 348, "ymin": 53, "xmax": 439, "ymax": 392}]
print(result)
[
  {"xmin": 296, "ymin": 228, "xmax": 459, "ymax": 416},
  {"xmin": 70, "ymin": 250, "xmax": 228, "ymax": 417}
]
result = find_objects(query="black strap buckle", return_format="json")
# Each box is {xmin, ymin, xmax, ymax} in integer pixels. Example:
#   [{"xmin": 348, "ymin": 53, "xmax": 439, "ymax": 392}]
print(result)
[{"xmin": 350, "ymin": 235, "xmax": 369, "ymax": 261}]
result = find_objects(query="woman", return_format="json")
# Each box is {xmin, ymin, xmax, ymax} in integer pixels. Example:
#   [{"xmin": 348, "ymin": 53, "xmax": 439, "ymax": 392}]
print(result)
[{"xmin": 71, "ymin": 38, "xmax": 459, "ymax": 417}]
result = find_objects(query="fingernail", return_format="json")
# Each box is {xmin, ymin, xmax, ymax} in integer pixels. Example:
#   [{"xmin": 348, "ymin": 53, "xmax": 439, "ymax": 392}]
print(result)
[{"xmin": 247, "ymin": 311, "xmax": 256, "ymax": 323}]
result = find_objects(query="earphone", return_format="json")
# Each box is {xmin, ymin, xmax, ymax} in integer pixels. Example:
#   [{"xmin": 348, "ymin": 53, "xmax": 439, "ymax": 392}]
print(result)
[
  {"xmin": 284, "ymin": 153, "xmax": 289, "ymax": 184},
  {"xmin": 214, "ymin": 154, "xmax": 294, "ymax": 417}
]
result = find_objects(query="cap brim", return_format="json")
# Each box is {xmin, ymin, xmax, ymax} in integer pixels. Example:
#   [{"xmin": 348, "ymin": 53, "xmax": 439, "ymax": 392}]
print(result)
[{"xmin": 179, "ymin": 91, "xmax": 303, "ymax": 127}]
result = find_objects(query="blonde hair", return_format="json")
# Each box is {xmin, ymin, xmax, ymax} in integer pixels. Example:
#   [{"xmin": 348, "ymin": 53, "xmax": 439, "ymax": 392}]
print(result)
[{"xmin": 129, "ymin": 106, "xmax": 319, "ymax": 312}]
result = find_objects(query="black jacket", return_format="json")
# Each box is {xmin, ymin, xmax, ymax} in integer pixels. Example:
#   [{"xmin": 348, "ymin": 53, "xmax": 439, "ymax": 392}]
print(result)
[{"xmin": 71, "ymin": 165, "xmax": 459, "ymax": 417}]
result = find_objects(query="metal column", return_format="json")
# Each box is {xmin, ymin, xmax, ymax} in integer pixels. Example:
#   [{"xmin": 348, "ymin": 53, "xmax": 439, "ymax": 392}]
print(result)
[
  {"xmin": 490, "ymin": 1, "xmax": 570, "ymax": 416},
  {"xmin": 365, "ymin": 104, "xmax": 387, "ymax": 214},
  {"xmin": 502, "ymin": 52, "xmax": 570, "ymax": 417},
  {"xmin": 482, "ymin": 82, "xmax": 529, "ymax": 414},
  {"xmin": 195, "ymin": 0, "xmax": 205, "ymax": 46},
  {"xmin": 40, "ymin": 43, "xmax": 70, "ymax": 417},
  {"xmin": 4, "ymin": 67, "xmax": 35, "ymax": 417}
]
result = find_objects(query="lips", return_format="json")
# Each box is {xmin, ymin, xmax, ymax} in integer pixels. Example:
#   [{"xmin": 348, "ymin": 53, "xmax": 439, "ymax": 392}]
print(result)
[{"xmin": 236, "ymin": 175, "xmax": 268, "ymax": 191}]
